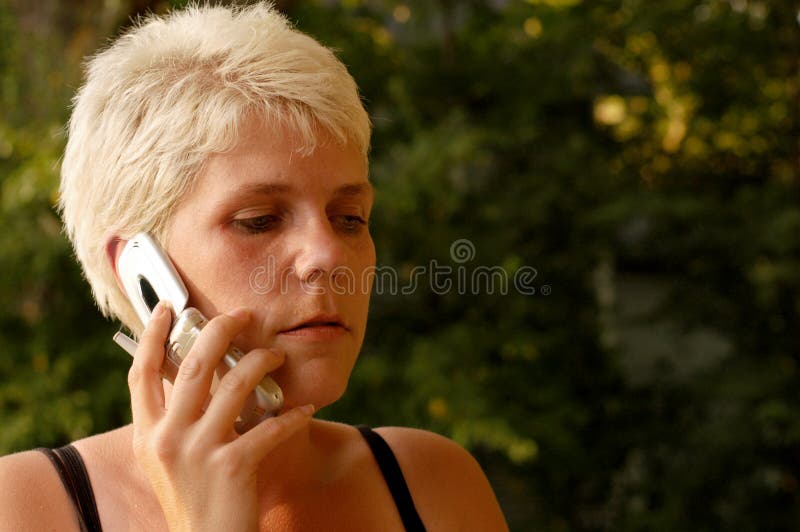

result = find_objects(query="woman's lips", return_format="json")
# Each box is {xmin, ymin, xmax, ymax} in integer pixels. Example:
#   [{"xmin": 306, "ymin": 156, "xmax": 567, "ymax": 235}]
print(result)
[
  {"xmin": 278, "ymin": 313, "xmax": 347, "ymax": 341},
  {"xmin": 278, "ymin": 323, "xmax": 347, "ymax": 341}
]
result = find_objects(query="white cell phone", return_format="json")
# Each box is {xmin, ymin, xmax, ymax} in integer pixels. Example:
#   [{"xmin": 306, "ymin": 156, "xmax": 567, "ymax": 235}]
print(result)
[{"xmin": 114, "ymin": 232, "xmax": 284, "ymax": 433}]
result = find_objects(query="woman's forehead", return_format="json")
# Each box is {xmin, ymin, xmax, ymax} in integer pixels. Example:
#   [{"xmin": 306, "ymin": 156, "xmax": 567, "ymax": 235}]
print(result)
[{"xmin": 189, "ymin": 123, "xmax": 370, "ymax": 206}]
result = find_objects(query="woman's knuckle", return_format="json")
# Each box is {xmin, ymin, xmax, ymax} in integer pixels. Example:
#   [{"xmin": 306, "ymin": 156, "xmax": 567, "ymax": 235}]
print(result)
[
  {"xmin": 127, "ymin": 363, "xmax": 154, "ymax": 389},
  {"xmin": 150, "ymin": 428, "xmax": 179, "ymax": 462},
  {"xmin": 219, "ymin": 371, "xmax": 246, "ymax": 394},
  {"xmin": 211, "ymin": 450, "xmax": 247, "ymax": 480},
  {"xmin": 178, "ymin": 355, "xmax": 203, "ymax": 381},
  {"xmin": 127, "ymin": 365, "xmax": 141, "ymax": 388}
]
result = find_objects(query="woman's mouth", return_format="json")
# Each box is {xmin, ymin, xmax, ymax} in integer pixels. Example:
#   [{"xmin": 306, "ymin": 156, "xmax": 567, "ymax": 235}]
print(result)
[{"xmin": 278, "ymin": 315, "xmax": 348, "ymax": 341}]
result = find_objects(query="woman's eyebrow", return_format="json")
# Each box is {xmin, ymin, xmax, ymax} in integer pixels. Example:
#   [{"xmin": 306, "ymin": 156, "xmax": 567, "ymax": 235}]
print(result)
[
  {"xmin": 216, "ymin": 181, "xmax": 373, "ymax": 209},
  {"xmin": 233, "ymin": 182, "xmax": 293, "ymax": 196},
  {"xmin": 210, "ymin": 182, "xmax": 290, "ymax": 212},
  {"xmin": 333, "ymin": 182, "xmax": 374, "ymax": 198},
  {"xmin": 231, "ymin": 182, "xmax": 372, "ymax": 197}
]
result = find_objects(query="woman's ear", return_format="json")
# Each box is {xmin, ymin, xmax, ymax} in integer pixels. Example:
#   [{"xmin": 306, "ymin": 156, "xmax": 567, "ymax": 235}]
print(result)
[{"xmin": 105, "ymin": 236, "xmax": 128, "ymax": 293}]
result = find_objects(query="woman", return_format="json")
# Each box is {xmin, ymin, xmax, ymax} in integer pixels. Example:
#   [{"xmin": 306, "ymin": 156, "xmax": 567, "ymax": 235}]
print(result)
[{"xmin": 0, "ymin": 3, "xmax": 508, "ymax": 530}]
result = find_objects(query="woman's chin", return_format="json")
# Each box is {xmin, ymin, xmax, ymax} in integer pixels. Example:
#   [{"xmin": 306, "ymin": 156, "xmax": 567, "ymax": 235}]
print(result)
[{"xmin": 272, "ymin": 356, "xmax": 353, "ymax": 412}]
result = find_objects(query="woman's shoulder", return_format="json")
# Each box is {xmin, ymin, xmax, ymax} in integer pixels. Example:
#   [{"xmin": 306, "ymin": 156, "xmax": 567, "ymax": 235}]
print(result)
[
  {"xmin": 373, "ymin": 426, "xmax": 509, "ymax": 531},
  {"xmin": 0, "ymin": 447, "xmax": 82, "ymax": 530},
  {"xmin": 0, "ymin": 425, "xmax": 152, "ymax": 531}
]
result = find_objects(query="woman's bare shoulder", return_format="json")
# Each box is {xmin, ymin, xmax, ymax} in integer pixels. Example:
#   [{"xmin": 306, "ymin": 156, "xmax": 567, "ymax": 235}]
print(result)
[
  {"xmin": 374, "ymin": 426, "xmax": 509, "ymax": 532},
  {"xmin": 0, "ymin": 426, "xmax": 140, "ymax": 531},
  {"xmin": 0, "ymin": 448, "xmax": 82, "ymax": 531}
]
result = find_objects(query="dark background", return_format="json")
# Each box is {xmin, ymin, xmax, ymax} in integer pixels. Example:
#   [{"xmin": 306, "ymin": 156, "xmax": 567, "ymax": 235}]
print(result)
[{"xmin": 1, "ymin": 0, "xmax": 798, "ymax": 530}]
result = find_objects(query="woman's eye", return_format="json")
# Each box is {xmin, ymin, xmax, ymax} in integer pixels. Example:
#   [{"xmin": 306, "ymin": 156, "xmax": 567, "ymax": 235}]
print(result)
[
  {"xmin": 334, "ymin": 215, "xmax": 368, "ymax": 234},
  {"xmin": 233, "ymin": 215, "xmax": 281, "ymax": 234}
]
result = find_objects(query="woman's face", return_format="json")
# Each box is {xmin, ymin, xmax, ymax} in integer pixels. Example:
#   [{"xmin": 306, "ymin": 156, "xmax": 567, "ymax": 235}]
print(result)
[{"xmin": 163, "ymin": 119, "xmax": 375, "ymax": 411}]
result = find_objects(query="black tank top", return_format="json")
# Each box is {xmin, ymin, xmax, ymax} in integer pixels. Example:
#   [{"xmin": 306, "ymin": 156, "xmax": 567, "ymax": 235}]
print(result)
[{"xmin": 37, "ymin": 425, "xmax": 426, "ymax": 531}]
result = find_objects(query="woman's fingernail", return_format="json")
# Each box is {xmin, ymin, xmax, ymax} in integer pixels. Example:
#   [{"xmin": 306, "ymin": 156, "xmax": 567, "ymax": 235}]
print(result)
[
  {"xmin": 153, "ymin": 301, "xmax": 167, "ymax": 317},
  {"xmin": 300, "ymin": 404, "xmax": 315, "ymax": 416}
]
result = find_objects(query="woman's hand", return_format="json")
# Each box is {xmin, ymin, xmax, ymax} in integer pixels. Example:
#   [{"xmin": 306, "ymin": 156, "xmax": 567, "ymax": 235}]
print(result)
[{"xmin": 128, "ymin": 302, "xmax": 313, "ymax": 532}]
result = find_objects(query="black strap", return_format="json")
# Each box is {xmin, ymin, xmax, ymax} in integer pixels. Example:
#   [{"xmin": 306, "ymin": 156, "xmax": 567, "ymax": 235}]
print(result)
[
  {"xmin": 356, "ymin": 425, "xmax": 426, "ymax": 532},
  {"xmin": 37, "ymin": 431, "xmax": 423, "ymax": 532},
  {"xmin": 37, "ymin": 445, "xmax": 103, "ymax": 532}
]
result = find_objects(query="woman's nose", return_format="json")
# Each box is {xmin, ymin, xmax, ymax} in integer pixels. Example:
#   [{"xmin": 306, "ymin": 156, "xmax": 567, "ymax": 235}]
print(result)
[{"xmin": 291, "ymin": 218, "xmax": 348, "ymax": 285}]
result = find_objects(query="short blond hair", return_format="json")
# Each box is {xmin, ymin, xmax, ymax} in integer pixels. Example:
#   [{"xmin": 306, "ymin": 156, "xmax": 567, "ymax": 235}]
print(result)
[{"xmin": 59, "ymin": 2, "xmax": 371, "ymax": 334}]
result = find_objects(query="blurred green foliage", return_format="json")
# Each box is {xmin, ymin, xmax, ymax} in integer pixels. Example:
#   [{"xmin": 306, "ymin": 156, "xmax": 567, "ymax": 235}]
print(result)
[{"xmin": 1, "ymin": 0, "xmax": 798, "ymax": 530}]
